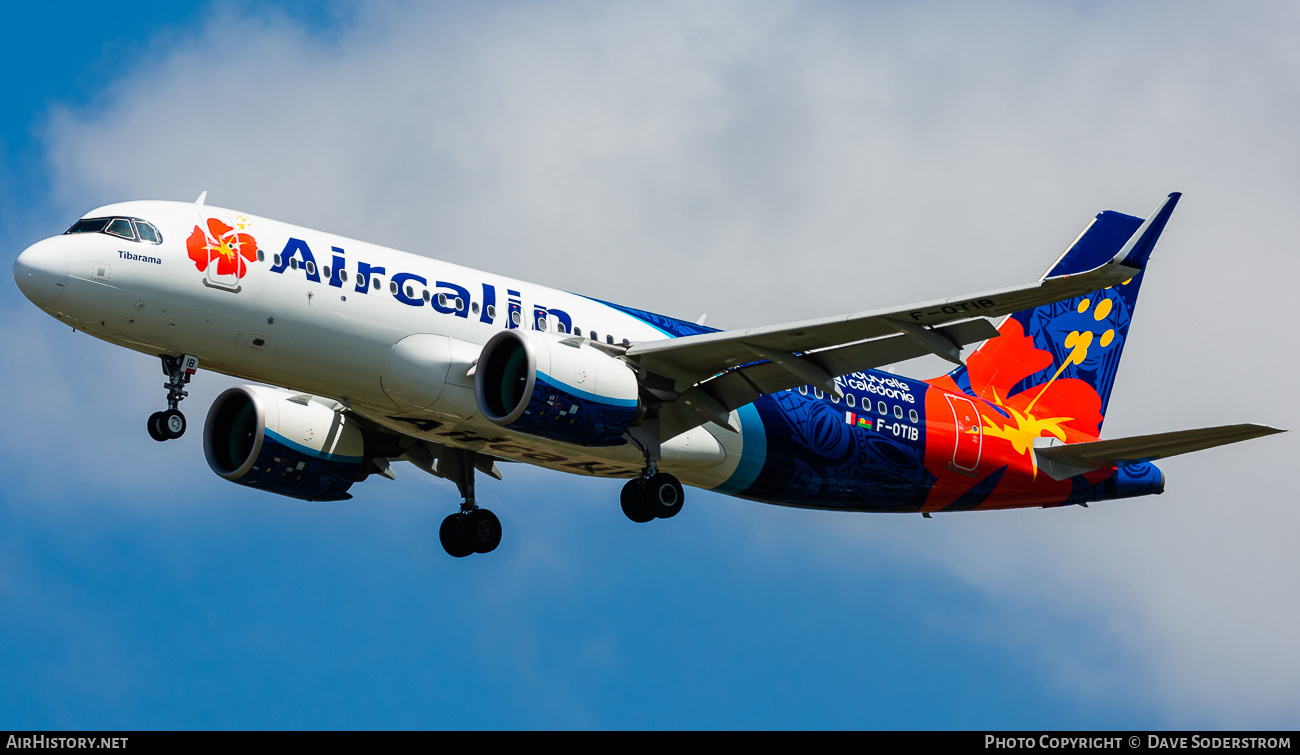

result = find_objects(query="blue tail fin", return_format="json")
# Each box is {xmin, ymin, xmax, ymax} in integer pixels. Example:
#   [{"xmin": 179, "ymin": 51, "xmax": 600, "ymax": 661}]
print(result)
[{"xmin": 944, "ymin": 194, "xmax": 1180, "ymax": 436}]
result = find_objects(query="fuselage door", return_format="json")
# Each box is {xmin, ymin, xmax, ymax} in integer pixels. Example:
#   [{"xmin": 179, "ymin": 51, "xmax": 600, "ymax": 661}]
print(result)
[{"xmin": 944, "ymin": 393, "xmax": 982, "ymax": 474}]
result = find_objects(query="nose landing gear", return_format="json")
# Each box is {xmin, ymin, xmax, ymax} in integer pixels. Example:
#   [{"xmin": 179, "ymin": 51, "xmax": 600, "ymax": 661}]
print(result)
[{"xmin": 147, "ymin": 354, "xmax": 198, "ymax": 442}]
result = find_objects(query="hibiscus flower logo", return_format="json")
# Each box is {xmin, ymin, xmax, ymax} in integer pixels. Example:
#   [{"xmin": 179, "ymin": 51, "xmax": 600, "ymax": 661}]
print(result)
[
  {"xmin": 921, "ymin": 309, "xmax": 1118, "ymax": 509},
  {"xmin": 186, "ymin": 218, "xmax": 259, "ymax": 279}
]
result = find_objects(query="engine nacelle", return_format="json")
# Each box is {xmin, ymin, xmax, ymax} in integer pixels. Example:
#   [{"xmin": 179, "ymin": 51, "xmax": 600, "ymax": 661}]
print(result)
[
  {"xmin": 475, "ymin": 330, "xmax": 643, "ymax": 446},
  {"xmin": 204, "ymin": 385, "xmax": 367, "ymax": 501}
]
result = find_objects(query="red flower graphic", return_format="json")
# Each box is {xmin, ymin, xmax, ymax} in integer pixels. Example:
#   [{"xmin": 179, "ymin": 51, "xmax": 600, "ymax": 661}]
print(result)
[
  {"xmin": 936, "ymin": 317, "xmax": 1103, "ymax": 440},
  {"xmin": 921, "ymin": 317, "xmax": 1108, "ymax": 510},
  {"xmin": 186, "ymin": 218, "xmax": 258, "ymax": 278}
]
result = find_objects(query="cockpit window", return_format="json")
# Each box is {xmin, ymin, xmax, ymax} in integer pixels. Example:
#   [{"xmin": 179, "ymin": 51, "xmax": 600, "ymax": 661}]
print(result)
[
  {"xmin": 105, "ymin": 218, "xmax": 135, "ymax": 240},
  {"xmin": 65, "ymin": 218, "xmax": 110, "ymax": 235},
  {"xmin": 64, "ymin": 216, "xmax": 163, "ymax": 245},
  {"xmin": 134, "ymin": 220, "xmax": 161, "ymax": 244}
]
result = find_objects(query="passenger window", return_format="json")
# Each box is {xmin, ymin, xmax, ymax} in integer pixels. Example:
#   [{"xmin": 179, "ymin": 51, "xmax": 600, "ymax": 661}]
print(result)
[
  {"xmin": 105, "ymin": 218, "xmax": 136, "ymax": 240},
  {"xmin": 573, "ymin": 327, "xmax": 582, "ymax": 337},
  {"xmin": 486, "ymin": 304, "xmax": 496, "ymax": 319},
  {"xmin": 257, "ymin": 250, "xmax": 265, "ymax": 262},
  {"xmin": 291, "ymin": 258, "xmax": 299, "ymax": 270},
  {"xmin": 622, "ymin": 339, "xmax": 630, "ymax": 346},
  {"xmin": 422, "ymin": 290, "xmax": 431, "ymax": 302},
  {"xmin": 323, "ymin": 266, "xmax": 331, "ymax": 279},
  {"xmin": 373, "ymin": 278, "xmax": 381, "ymax": 291},
  {"xmin": 437, "ymin": 293, "xmax": 448, "ymax": 307},
  {"xmin": 846, "ymin": 394, "xmax": 855, "ymax": 408},
  {"xmin": 894, "ymin": 405, "xmax": 903, "ymax": 419},
  {"xmin": 405, "ymin": 285, "xmax": 414, "ymax": 298},
  {"xmin": 590, "ymin": 331, "xmax": 598, "ymax": 341},
  {"xmin": 390, "ymin": 281, "xmax": 397, "ymax": 294},
  {"xmin": 606, "ymin": 335, "xmax": 614, "ymax": 345},
  {"xmin": 909, "ymin": 409, "xmax": 918, "ymax": 422},
  {"xmin": 340, "ymin": 270, "xmax": 348, "ymax": 282},
  {"xmin": 878, "ymin": 401, "xmax": 886, "ymax": 414},
  {"xmin": 455, "ymin": 298, "xmax": 465, "ymax": 311},
  {"xmin": 831, "ymin": 392, "xmax": 840, "ymax": 404},
  {"xmin": 813, "ymin": 388, "xmax": 823, "ymax": 399},
  {"xmin": 472, "ymin": 302, "xmax": 480, "ymax": 315},
  {"xmin": 134, "ymin": 220, "xmax": 161, "ymax": 244},
  {"xmin": 798, "ymin": 386, "xmax": 807, "ymax": 396},
  {"xmin": 306, "ymin": 261, "xmax": 316, "ymax": 276},
  {"xmin": 511, "ymin": 310, "xmax": 521, "ymax": 326},
  {"xmin": 274, "ymin": 253, "xmax": 282, "ymax": 266}
]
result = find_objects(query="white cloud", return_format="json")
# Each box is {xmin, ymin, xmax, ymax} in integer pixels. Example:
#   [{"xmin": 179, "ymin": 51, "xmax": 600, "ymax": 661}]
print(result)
[{"xmin": 23, "ymin": 0, "xmax": 1300, "ymax": 725}]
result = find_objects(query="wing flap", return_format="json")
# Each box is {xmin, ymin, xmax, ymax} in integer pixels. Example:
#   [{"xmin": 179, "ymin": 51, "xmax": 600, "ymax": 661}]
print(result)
[
  {"xmin": 653, "ymin": 320, "xmax": 999, "ymax": 439},
  {"xmin": 707, "ymin": 319, "xmax": 997, "ymax": 409}
]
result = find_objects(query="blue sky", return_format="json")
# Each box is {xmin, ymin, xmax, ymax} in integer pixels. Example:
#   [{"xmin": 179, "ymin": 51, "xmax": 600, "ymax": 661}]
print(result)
[{"xmin": 3, "ymin": 1, "xmax": 1298, "ymax": 730}]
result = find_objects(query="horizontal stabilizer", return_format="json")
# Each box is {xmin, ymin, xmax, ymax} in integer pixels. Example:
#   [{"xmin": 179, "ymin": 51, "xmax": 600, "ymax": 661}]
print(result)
[{"xmin": 1034, "ymin": 424, "xmax": 1284, "ymax": 480}]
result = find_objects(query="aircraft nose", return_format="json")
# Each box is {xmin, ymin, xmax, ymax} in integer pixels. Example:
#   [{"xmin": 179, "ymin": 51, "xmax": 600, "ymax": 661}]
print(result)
[{"xmin": 13, "ymin": 237, "xmax": 70, "ymax": 311}]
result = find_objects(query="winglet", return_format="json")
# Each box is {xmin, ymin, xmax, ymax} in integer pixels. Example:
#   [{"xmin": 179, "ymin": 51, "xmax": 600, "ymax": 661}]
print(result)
[
  {"xmin": 195, "ymin": 190, "xmax": 208, "ymax": 206},
  {"xmin": 1111, "ymin": 192, "xmax": 1181, "ymax": 270}
]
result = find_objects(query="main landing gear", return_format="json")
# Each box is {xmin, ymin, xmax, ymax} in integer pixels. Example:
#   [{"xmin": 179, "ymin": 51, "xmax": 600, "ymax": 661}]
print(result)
[
  {"xmin": 620, "ymin": 421, "xmax": 685, "ymax": 523},
  {"xmin": 620, "ymin": 463, "xmax": 685, "ymax": 524},
  {"xmin": 147, "ymin": 354, "xmax": 199, "ymax": 442},
  {"xmin": 437, "ymin": 448, "xmax": 503, "ymax": 558}
]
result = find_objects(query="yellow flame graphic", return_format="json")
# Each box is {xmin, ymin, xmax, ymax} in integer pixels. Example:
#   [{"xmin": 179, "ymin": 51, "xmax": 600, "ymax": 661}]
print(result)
[{"xmin": 982, "ymin": 387, "xmax": 1074, "ymax": 479}]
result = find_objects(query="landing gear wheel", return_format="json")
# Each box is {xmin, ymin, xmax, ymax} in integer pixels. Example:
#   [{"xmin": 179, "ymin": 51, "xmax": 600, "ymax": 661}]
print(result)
[
  {"xmin": 150, "ymin": 354, "xmax": 197, "ymax": 443},
  {"xmin": 147, "ymin": 412, "xmax": 168, "ymax": 442},
  {"xmin": 620, "ymin": 478, "xmax": 654, "ymax": 523},
  {"xmin": 642, "ymin": 473, "xmax": 684, "ymax": 519},
  {"xmin": 459, "ymin": 509, "xmax": 502, "ymax": 554},
  {"xmin": 439, "ymin": 514, "xmax": 474, "ymax": 558},
  {"xmin": 161, "ymin": 409, "xmax": 186, "ymax": 439}
]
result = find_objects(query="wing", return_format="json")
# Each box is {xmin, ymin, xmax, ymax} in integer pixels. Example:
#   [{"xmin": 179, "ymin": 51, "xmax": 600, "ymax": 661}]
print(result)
[{"xmin": 625, "ymin": 193, "xmax": 1180, "ymax": 440}]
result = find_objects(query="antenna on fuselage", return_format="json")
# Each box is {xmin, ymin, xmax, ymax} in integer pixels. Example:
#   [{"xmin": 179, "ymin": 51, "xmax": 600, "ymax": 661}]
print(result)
[{"xmin": 195, "ymin": 191, "xmax": 207, "ymax": 206}]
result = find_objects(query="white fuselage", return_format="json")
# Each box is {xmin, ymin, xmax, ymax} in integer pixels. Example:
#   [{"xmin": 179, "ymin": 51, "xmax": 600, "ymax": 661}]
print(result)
[{"xmin": 15, "ymin": 200, "xmax": 744, "ymax": 488}]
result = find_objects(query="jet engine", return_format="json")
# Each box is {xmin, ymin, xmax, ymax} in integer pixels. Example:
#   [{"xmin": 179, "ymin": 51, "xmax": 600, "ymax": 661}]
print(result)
[
  {"xmin": 475, "ymin": 330, "xmax": 643, "ymax": 446},
  {"xmin": 203, "ymin": 385, "xmax": 368, "ymax": 501}
]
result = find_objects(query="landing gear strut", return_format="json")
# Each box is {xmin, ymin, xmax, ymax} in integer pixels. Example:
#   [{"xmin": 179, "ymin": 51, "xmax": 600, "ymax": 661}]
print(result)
[
  {"xmin": 147, "ymin": 354, "xmax": 198, "ymax": 442},
  {"xmin": 620, "ymin": 425, "xmax": 685, "ymax": 523},
  {"xmin": 438, "ymin": 448, "xmax": 503, "ymax": 558}
]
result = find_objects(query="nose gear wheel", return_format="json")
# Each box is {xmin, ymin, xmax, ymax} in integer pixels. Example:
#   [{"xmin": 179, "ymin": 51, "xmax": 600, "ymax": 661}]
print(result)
[{"xmin": 147, "ymin": 355, "xmax": 198, "ymax": 441}]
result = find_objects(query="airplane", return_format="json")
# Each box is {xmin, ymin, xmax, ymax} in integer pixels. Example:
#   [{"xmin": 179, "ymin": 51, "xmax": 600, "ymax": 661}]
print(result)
[{"xmin": 12, "ymin": 191, "xmax": 1282, "ymax": 557}]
